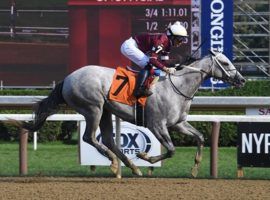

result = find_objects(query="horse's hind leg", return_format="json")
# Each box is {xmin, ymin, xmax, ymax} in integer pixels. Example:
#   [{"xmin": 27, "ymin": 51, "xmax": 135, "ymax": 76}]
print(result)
[
  {"xmin": 99, "ymin": 109, "xmax": 142, "ymax": 176},
  {"xmin": 170, "ymin": 121, "xmax": 204, "ymax": 177},
  {"xmin": 82, "ymin": 107, "xmax": 118, "ymax": 175}
]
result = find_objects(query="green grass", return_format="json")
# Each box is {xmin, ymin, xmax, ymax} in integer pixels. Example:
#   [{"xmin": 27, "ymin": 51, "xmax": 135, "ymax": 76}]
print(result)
[{"xmin": 0, "ymin": 142, "xmax": 270, "ymax": 179}]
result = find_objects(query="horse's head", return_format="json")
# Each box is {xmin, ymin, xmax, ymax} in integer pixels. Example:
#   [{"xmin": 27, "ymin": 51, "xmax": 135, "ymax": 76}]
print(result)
[{"xmin": 209, "ymin": 50, "xmax": 246, "ymax": 88}]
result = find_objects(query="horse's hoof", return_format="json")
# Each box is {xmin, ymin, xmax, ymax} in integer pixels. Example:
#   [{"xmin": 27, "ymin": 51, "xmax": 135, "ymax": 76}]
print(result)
[
  {"xmin": 110, "ymin": 161, "xmax": 118, "ymax": 175},
  {"xmin": 191, "ymin": 166, "xmax": 198, "ymax": 178},
  {"xmin": 132, "ymin": 167, "xmax": 143, "ymax": 176}
]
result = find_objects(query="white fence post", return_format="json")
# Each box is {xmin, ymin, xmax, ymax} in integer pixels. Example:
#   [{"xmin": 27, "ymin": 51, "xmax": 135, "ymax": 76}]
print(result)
[
  {"xmin": 33, "ymin": 131, "xmax": 37, "ymax": 150},
  {"xmin": 115, "ymin": 117, "xmax": 122, "ymax": 179}
]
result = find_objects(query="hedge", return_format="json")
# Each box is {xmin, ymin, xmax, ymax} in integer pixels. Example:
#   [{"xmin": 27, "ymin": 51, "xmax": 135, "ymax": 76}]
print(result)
[
  {"xmin": 0, "ymin": 80, "xmax": 269, "ymax": 146},
  {"xmin": 170, "ymin": 80, "xmax": 270, "ymax": 146},
  {"xmin": 0, "ymin": 89, "xmax": 76, "ymax": 143},
  {"xmin": 196, "ymin": 80, "xmax": 270, "ymax": 96}
]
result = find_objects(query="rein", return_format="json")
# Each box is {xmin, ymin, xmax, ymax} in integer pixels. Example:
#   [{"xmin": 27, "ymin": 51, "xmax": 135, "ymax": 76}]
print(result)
[
  {"xmin": 168, "ymin": 73, "xmax": 194, "ymax": 100},
  {"xmin": 168, "ymin": 53, "xmax": 234, "ymax": 99},
  {"xmin": 168, "ymin": 58, "xmax": 212, "ymax": 100}
]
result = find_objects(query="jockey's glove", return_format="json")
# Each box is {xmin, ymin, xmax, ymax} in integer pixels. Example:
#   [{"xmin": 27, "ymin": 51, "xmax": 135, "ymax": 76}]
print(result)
[{"xmin": 164, "ymin": 67, "xmax": 176, "ymax": 74}]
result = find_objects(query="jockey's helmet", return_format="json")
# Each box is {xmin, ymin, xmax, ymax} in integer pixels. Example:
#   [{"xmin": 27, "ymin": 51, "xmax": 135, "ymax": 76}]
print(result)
[{"xmin": 166, "ymin": 21, "xmax": 188, "ymax": 47}]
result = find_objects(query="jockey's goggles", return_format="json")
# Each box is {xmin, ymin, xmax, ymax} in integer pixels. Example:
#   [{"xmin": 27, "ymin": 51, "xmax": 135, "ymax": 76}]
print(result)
[{"xmin": 174, "ymin": 36, "xmax": 186, "ymax": 43}]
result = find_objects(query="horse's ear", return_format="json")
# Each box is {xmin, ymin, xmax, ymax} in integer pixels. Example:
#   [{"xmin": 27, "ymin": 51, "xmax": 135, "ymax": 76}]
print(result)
[{"xmin": 209, "ymin": 49, "xmax": 216, "ymax": 56}]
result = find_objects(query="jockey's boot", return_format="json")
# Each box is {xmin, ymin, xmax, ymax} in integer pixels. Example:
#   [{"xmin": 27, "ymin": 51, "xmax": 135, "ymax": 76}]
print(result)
[{"xmin": 134, "ymin": 69, "xmax": 153, "ymax": 98}]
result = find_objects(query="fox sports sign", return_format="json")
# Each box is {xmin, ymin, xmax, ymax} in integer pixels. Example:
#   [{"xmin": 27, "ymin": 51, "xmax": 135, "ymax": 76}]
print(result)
[{"xmin": 79, "ymin": 121, "xmax": 161, "ymax": 167}]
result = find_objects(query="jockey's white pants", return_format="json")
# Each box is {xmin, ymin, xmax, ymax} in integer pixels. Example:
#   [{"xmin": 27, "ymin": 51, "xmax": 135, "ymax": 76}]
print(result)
[{"xmin": 120, "ymin": 37, "xmax": 149, "ymax": 69}]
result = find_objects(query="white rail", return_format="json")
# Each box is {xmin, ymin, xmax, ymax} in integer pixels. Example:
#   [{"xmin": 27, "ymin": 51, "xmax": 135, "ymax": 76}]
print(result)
[
  {"xmin": 1, "ymin": 114, "xmax": 269, "ymax": 122},
  {"xmin": 0, "ymin": 114, "xmax": 84, "ymax": 121},
  {"xmin": 187, "ymin": 115, "xmax": 270, "ymax": 122},
  {"xmin": 0, "ymin": 96, "xmax": 269, "ymax": 110}
]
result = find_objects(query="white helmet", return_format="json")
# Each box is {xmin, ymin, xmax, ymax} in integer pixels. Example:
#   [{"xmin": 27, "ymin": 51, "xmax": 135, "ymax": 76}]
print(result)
[{"xmin": 166, "ymin": 21, "xmax": 188, "ymax": 37}]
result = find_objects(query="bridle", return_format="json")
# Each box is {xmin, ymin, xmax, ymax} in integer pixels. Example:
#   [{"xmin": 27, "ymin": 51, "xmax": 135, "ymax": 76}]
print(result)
[
  {"xmin": 169, "ymin": 53, "xmax": 239, "ymax": 99},
  {"xmin": 209, "ymin": 53, "xmax": 240, "ymax": 85},
  {"xmin": 210, "ymin": 53, "xmax": 230, "ymax": 79}
]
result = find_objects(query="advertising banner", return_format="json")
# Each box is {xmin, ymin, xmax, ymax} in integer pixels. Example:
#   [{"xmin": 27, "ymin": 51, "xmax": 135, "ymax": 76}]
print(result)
[
  {"xmin": 200, "ymin": 77, "xmax": 229, "ymax": 89},
  {"xmin": 237, "ymin": 122, "xmax": 270, "ymax": 167},
  {"xmin": 246, "ymin": 108, "xmax": 270, "ymax": 116},
  {"xmin": 80, "ymin": 121, "xmax": 161, "ymax": 167},
  {"xmin": 201, "ymin": 0, "xmax": 233, "ymax": 88},
  {"xmin": 201, "ymin": 0, "xmax": 233, "ymax": 59}
]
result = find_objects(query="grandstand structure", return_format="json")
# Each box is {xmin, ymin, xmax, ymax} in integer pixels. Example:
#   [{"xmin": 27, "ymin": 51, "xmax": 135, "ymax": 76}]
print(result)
[
  {"xmin": 0, "ymin": 0, "xmax": 269, "ymax": 84},
  {"xmin": 233, "ymin": 0, "xmax": 270, "ymax": 78}
]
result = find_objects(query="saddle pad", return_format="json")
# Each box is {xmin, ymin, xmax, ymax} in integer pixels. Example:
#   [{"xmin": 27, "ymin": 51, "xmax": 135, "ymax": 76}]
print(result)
[{"xmin": 109, "ymin": 66, "xmax": 146, "ymax": 106}]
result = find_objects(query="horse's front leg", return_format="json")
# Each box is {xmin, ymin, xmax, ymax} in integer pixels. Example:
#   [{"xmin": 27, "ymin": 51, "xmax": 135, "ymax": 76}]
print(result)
[
  {"xmin": 137, "ymin": 124, "xmax": 175, "ymax": 164},
  {"xmin": 83, "ymin": 124, "xmax": 119, "ymax": 175},
  {"xmin": 100, "ymin": 109, "xmax": 142, "ymax": 176},
  {"xmin": 170, "ymin": 121, "xmax": 204, "ymax": 177}
]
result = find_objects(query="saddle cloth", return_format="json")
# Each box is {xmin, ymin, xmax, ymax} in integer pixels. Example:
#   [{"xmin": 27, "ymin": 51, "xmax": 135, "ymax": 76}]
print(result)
[{"xmin": 109, "ymin": 66, "xmax": 147, "ymax": 106}]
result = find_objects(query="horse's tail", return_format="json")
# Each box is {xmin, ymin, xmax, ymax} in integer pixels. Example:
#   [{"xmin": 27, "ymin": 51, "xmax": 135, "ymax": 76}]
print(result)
[{"xmin": 22, "ymin": 81, "xmax": 66, "ymax": 132}]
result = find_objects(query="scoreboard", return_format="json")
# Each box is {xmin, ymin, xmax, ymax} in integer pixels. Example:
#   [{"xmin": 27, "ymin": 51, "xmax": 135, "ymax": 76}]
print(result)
[
  {"xmin": 132, "ymin": 4, "xmax": 200, "ymax": 59},
  {"xmin": 132, "ymin": 7, "xmax": 191, "ymax": 33},
  {"xmin": 68, "ymin": 0, "xmax": 201, "ymax": 71}
]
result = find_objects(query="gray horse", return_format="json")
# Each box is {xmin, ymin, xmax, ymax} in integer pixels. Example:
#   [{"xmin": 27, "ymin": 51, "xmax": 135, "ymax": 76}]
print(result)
[{"xmin": 18, "ymin": 50, "xmax": 245, "ymax": 177}]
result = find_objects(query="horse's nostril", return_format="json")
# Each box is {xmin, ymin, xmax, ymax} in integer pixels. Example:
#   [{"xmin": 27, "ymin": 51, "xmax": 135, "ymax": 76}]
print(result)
[{"xmin": 241, "ymin": 78, "xmax": 246, "ymax": 83}]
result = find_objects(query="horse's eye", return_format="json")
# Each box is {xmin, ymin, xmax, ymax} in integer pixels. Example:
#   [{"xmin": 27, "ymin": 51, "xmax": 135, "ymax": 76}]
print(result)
[{"xmin": 220, "ymin": 61, "xmax": 229, "ymax": 66}]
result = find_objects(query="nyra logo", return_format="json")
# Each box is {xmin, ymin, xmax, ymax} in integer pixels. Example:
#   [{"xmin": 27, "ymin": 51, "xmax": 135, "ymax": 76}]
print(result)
[
  {"xmin": 96, "ymin": 126, "xmax": 152, "ymax": 159},
  {"xmin": 237, "ymin": 123, "xmax": 270, "ymax": 167},
  {"xmin": 241, "ymin": 133, "xmax": 270, "ymax": 154}
]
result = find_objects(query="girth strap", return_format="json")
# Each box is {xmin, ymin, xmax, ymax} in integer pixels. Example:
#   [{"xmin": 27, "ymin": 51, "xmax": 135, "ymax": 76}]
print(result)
[{"xmin": 135, "ymin": 102, "xmax": 146, "ymax": 127}]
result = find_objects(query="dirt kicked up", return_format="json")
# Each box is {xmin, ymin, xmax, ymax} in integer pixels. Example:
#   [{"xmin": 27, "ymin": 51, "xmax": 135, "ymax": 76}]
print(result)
[{"xmin": 0, "ymin": 177, "xmax": 269, "ymax": 200}]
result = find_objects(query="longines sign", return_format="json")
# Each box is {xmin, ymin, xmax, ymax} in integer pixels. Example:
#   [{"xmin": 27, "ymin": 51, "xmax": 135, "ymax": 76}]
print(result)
[
  {"xmin": 201, "ymin": 0, "xmax": 233, "ymax": 59},
  {"xmin": 237, "ymin": 122, "xmax": 270, "ymax": 167},
  {"xmin": 200, "ymin": 0, "xmax": 233, "ymax": 89},
  {"xmin": 79, "ymin": 121, "xmax": 161, "ymax": 167}
]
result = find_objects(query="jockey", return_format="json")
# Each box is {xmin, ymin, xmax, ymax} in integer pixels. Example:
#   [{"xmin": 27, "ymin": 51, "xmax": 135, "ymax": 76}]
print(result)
[{"xmin": 120, "ymin": 21, "xmax": 188, "ymax": 98}]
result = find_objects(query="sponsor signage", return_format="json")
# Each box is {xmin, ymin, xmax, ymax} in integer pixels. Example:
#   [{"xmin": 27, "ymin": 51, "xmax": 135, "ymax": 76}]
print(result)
[
  {"xmin": 201, "ymin": 0, "xmax": 233, "ymax": 89},
  {"xmin": 201, "ymin": 0, "xmax": 233, "ymax": 59},
  {"xmin": 79, "ymin": 121, "xmax": 161, "ymax": 167},
  {"xmin": 237, "ymin": 122, "xmax": 270, "ymax": 167},
  {"xmin": 201, "ymin": 77, "xmax": 229, "ymax": 89},
  {"xmin": 246, "ymin": 107, "xmax": 270, "ymax": 115}
]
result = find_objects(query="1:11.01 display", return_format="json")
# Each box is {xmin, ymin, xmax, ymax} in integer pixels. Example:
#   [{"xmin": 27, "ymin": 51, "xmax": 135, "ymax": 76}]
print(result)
[{"xmin": 145, "ymin": 8, "xmax": 188, "ymax": 18}]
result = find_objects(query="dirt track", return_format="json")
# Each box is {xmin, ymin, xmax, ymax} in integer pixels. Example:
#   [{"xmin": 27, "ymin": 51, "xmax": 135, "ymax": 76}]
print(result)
[{"xmin": 0, "ymin": 177, "xmax": 269, "ymax": 200}]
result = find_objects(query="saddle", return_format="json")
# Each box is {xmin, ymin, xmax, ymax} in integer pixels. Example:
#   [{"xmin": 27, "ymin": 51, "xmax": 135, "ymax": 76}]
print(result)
[
  {"xmin": 109, "ymin": 66, "xmax": 147, "ymax": 106},
  {"xmin": 109, "ymin": 66, "xmax": 152, "ymax": 126}
]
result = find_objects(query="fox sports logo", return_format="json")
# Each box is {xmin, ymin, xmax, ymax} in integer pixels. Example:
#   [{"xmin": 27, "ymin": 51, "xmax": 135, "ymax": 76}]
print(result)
[{"xmin": 96, "ymin": 126, "xmax": 152, "ymax": 160}]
